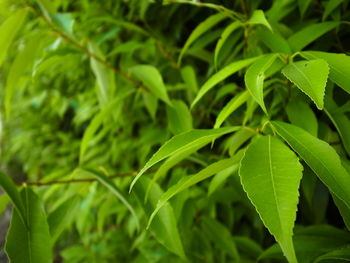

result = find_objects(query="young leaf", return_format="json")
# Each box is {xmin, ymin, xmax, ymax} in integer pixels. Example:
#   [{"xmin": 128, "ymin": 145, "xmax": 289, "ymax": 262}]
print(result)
[
  {"xmin": 247, "ymin": 10, "xmax": 272, "ymax": 31},
  {"xmin": 288, "ymin": 22, "xmax": 339, "ymax": 51},
  {"xmin": 130, "ymin": 126, "xmax": 240, "ymax": 191},
  {"xmin": 0, "ymin": 9, "xmax": 28, "ymax": 66},
  {"xmin": 178, "ymin": 13, "xmax": 228, "ymax": 65},
  {"xmin": 148, "ymin": 153, "xmax": 243, "ymax": 227},
  {"xmin": 272, "ymin": 121, "xmax": 350, "ymax": 210},
  {"xmin": 191, "ymin": 56, "xmax": 260, "ymax": 108},
  {"xmin": 301, "ymin": 51, "xmax": 350, "ymax": 94},
  {"xmin": 129, "ymin": 65, "xmax": 172, "ymax": 105},
  {"xmin": 5, "ymin": 188, "xmax": 53, "ymax": 263},
  {"xmin": 282, "ymin": 59, "xmax": 329, "ymax": 109},
  {"xmin": 80, "ymin": 168, "xmax": 139, "ymax": 229},
  {"xmin": 244, "ymin": 54, "xmax": 278, "ymax": 113},
  {"xmin": 239, "ymin": 135, "xmax": 302, "ymax": 263},
  {"xmin": 214, "ymin": 91, "xmax": 250, "ymax": 128},
  {"xmin": 214, "ymin": 21, "xmax": 241, "ymax": 69},
  {"xmin": 0, "ymin": 172, "xmax": 25, "ymax": 225}
]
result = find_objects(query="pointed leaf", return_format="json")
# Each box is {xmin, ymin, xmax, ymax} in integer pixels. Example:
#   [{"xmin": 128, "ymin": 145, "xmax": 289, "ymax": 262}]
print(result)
[
  {"xmin": 282, "ymin": 59, "xmax": 329, "ymax": 109},
  {"xmin": 239, "ymin": 135, "xmax": 302, "ymax": 263},
  {"xmin": 272, "ymin": 121, "xmax": 350, "ymax": 211},
  {"xmin": 129, "ymin": 65, "xmax": 171, "ymax": 105},
  {"xmin": 244, "ymin": 54, "xmax": 278, "ymax": 113},
  {"xmin": 247, "ymin": 10, "xmax": 272, "ymax": 31},
  {"xmin": 5, "ymin": 188, "xmax": 52, "ymax": 263},
  {"xmin": 167, "ymin": 100, "xmax": 192, "ymax": 134},
  {"xmin": 191, "ymin": 56, "xmax": 260, "ymax": 108},
  {"xmin": 130, "ymin": 126, "xmax": 240, "ymax": 191}
]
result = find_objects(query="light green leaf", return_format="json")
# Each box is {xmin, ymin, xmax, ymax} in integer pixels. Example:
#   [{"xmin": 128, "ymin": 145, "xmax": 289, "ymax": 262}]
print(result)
[
  {"xmin": 272, "ymin": 121, "xmax": 350, "ymax": 211},
  {"xmin": 288, "ymin": 22, "xmax": 339, "ymax": 51},
  {"xmin": 244, "ymin": 54, "xmax": 278, "ymax": 113},
  {"xmin": 323, "ymin": 0, "xmax": 343, "ymax": 21},
  {"xmin": 88, "ymin": 42, "xmax": 116, "ymax": 106},
  {"xmin": 130, "ymin": 126, "xmax": 240, "ymax": 191},
  {"xmin": 202, "ymin": 216, "xmax": 240, "ymax": 260},
  {"xmin": 214, "ymin": 21, "xmax": 241, "ymax": 69},
  {"xmin": 167, "ymin": 100, "xmax": 192, "ymax": 134},
  {"xmin": 301, "ymin": 51, "xmax": 350, "ymax": 94},
  {"xmin": 133, "ymin": 177, "xmax": 186, "ymax": 260},
  {"xmin": 324, "ymin": 95, "xmax": 350, "ymax": 156},
  {"xmin": 0, "ymin": 194, "xmax": 10, "ymax": 215},
  {"xmin": 282, "ymin": 59, "xmax": 329, "ymax": 109},
  {"xmin": 208, "ymin": 161, "xmax": 240, "ymax": 195},
  {"xmin": 80, "ymin": 168, "xmax": 139, "ymax": 230},
  {"xmin": 314, "ymin": 246, "xmax": 350, "ymax": 263},
  {"xmin": 0, "ymin": 9, "xmax": 28, "ymax": 66},
  {"xmin": 239, "ymin": 135, "xmax": 302, "ymax": 263},
  {"xmin": 181, "ymin": 66, "xmax": 198, "ymax": 92},
  {"xmin": 48, "ymin": 196, "xmax": 80, "ymax": 243},
  {"xmin": 142, "ymin": 91, "xmax": 158, "ymax": 120},
  {"xmin": 191, "ymin": 56, "xmax": 259, "ymax": 108},
  {"xmin": 0, "ymin": 171, "xmax": 25, "ymax": 225},
  {"xmin": 5, "ymin": 39, "xmax": 40, "ymax": 118},
  {"xmin": 247, "ymin": 10, "xmax": 272, "ymax": 31},
  {"xmin": 178, "ymin": 13, "xmax": 228, "ymax": 65},
  {"xmin": 129, "ymin": 65, "xmax": 171, "ymax": 105},
  {"xmin": 5, "ymin": 188, "xmax": 52, "ymax": 263},
  {"xmin": 286, "ymin": 98, "xmax": 318, "ymax": 137},
  {"xmin": 214, "ymin": 91, "xmax": 250, "ymax": 128},
  {"xmin": 148, "ymin": 153, "xmax": 243, "ymax": 227},
  {"xmin": 255, "ymin": 28, "xmax": 292, "ymax": 54}
]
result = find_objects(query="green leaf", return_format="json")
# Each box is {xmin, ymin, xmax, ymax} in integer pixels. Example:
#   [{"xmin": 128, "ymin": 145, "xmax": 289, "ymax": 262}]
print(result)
[
  {"xmin": 282, "ymin": 59, "xmax": 329, "ymax": 109},
  {"xmin": 214, "ymin": 91, "xmax": 250, "ymax": 128},
  {"xmin": 133, "ymin": 177, "xmax": 186, "ymax": 260},
  {"xmin": 0, "ymin": 9, "xmax": 27, "ymax": 67},
  {"xmin": 298, "ymin": 0, "xmax": 313, "ymax": 17},
  {"xmin": 314, "ymin": 246, "xmax": 350, "ymax": 262},
  {"xmin": 324, "ymin": 95, "xmax": 350, "ymax": 156},
  {"xmin": 148, "ymin": 153, "xmax": 243, "ymax": 227},
  {"xmin": 88, "ymin": 42, "xmax": 116, "ymax": 106},
  {"xmin": 0, "ymin": 171, "xmax": 25, "ymax": 225},
  {"xmin": 130, "ymin": 126, "xmax": 240, "ymax": 191},
  {"xmin": 247, "ymin": 10, "xmax": 272, "ymax": 31},
  {"xmin": 80, "ymin": 168, "xmax": 139, "ymax": 229},
  {"xmin": 129, "ymin": 65, "xmax": 171, "ymax": 105},
  {"xmin": 5, "ymin": 188, "xmax": 52, "ymax": 263},
  {"xmin": 255, "ymin": 28, "xmax": 292, "ymax": 54},
  {"xmin": 323, "ymin": 0, "xmax": 343, "ymax": 21},
  {"xmin": 181, "ymin": 66, "xmax": 198, "ymax": 93},
  {"xmin": 48, "ymin": 196, "xmax": 80, "ymax": 243},
  {"xmin": 178, "ymin": 12, "xmax": 228, "ymax": 65},
  {"xmin": 167, "ymin": 100, "xmax": 192, "ymax": 134},
  {"xmin": 286, "ymin": 98, "xmax": 318, "ymax": 137},
  {"xmin": 202, "ymin": 216, "xmax": 240, "ymax": 260},
  {"xmin": 272, "ymin": 121, "xmax": 350, "ymax": 211},
  {"xmin": 239, "ymin": 135, "xmax": 302, "ymax": 263},
  {"xmin": 5, "ymin": 38, "xmax": 40, "ymax": 118},
  {"xmin": 191, "ymin": 56, "xmax": 260, "ymax": 108},
  {"xmin": 288, "ymin": 22, "xmax": 339, "ymax": 51},
  {"xmin": 244, "ymin": 54, "xmax": 278, "ymax": 113},
  {"xmin": 301, "ymin": 51, "xmax": 350, "ymax": 94},
  {"xmin": 214, "ymin": 21, "xmax": 241, "ymax": 69}
]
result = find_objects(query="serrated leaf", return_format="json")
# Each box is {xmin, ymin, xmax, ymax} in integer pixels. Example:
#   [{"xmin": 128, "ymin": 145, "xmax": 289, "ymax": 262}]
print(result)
[
  {"xmin": 239, "ymin": 135, "xmax": 302, "ymax": 263},
  {"xmin": 282, "ymin": 59, "xmax": 329, "ymax": 109},
  {"xmin": 5, "ymin": 188, "xmax": 53, "ymax": 263},
  {"xmin": 272, "ymin": 121, "xmax": 350, "ymax": 211},
  {"xmin": 178, "ymin": 13, "xmax": 228, "ymax": 65},
  {"xmin": 244, "ymin": 54, "xmax": 278, "ymax": 113},
  {"xmin": 191, "ymin": 56, "xmax": 260, "ymax": 108},
  {"xmin": 301, "ymin": 51, "xmax": 350, "ymax": 94},
  {"xmin": 130, "ymin": 126, "xmax": 240, "ymax": 191},
  {"xmin": 129, "ymin": 65, "xmax": 171, "ymax": 105},
  {"xmin": 0, "ymin": 9, "xmax": 28, "ymax": 66},
  {"xmin": 247, "ymin": 10, "xmax": 272, "ymax": 31},
  {"xmin": 214, "ymin": 21, "xmax": 241, "ymax": 69},
  {"xmin": 288, "ymin": 22, "xmax": 339, "ymax": 51},
  {"xmin": 148, "ymin": 153, "xmax": 243, "ymax": 227},
  {"xmin": 214, "ymin": 91, "xmax": 250, "ymax": 128}
]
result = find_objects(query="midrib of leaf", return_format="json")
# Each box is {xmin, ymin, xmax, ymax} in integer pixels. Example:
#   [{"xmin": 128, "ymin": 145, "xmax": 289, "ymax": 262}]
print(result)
[
  {"xmin": 275, "ymin": 123, "xmax": 350, "ymax": 209},
  {"xmin": 268, "ymin": 136, "xmax": 284, "ymax": 236}
]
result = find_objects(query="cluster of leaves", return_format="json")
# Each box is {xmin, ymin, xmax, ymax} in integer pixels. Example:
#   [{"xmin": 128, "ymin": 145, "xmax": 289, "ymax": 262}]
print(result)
[{"xmin": 1, "ymin": 0, "xmax": 350, "ymax": 262}]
